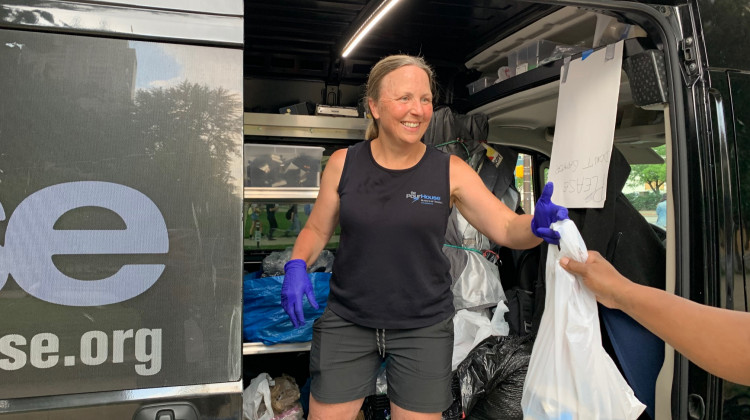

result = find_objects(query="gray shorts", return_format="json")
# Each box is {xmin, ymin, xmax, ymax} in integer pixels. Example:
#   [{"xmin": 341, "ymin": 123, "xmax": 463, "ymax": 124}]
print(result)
[{"xmin": 309, "ymin": 306, "xmax": 454, "ymax": 413}]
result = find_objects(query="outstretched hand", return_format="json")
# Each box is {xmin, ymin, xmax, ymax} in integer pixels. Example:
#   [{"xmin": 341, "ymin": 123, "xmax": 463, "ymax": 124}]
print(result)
[
  {"xmin": 560, "ymin": 250, "xmax": 631, "ymax": 309},
  {"xmin": 531, "ymin": 182, "xmax": 568, "ymax": 245},
  {"xmin": 281, "ymin": 259, "xmax": 319, "ymax": 328}
]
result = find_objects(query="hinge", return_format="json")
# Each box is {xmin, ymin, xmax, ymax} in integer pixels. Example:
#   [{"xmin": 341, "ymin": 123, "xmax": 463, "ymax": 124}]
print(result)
[
  {"xmin": 657, "ymin": 3, "xmax": 701, "ymax": 84},
  {"xmin": 681, "ymin": 36, "xmax": 699, "ymax": 75}
]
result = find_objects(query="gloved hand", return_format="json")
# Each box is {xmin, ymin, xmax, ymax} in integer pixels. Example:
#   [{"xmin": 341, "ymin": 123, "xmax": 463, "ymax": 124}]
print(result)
[
  {"xmin": 531, "ymin": 182, "xmax": 569, "ymax": 245},
  {"xmin": 281, "ymin": 259, "xmax": 319, "ymax": 328}
]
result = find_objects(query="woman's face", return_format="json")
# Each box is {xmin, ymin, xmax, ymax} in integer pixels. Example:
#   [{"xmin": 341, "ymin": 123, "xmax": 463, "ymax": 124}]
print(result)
[{"xmin": 369, "ymin": 65, "xmax": 433, "ymax": 145}]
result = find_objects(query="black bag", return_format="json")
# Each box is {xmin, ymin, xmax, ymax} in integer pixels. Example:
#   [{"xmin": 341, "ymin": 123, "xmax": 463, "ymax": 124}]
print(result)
[{"xmin": 285, "ymin": 206, "xmax": 294, "ymax": 220}]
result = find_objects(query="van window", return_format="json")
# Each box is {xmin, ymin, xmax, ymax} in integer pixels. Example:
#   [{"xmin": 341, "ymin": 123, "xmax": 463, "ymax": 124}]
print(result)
[
  {"xmin": 624, "ymin": 145, "xmax": 667, "ymax": 227},
  {"xmin": 515, "ymin": 146, "xmax": 667, "ymax": 228},
  {"xmin": 515, "ymin": 153, "xmax": 536, "ymax": 214}
]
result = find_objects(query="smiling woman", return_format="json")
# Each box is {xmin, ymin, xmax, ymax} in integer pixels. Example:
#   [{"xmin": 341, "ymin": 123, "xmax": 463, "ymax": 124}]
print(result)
[{"xmin": 279, "ymin": 54, "xmax": 565, "ymax": 420}]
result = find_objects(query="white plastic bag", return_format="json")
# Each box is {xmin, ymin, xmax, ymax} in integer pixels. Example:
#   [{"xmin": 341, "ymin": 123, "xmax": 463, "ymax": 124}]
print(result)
[
  {"xmin": 452, "ymin": 301, "xmax": 510, "ymax": 370},
  {"xmin": 521, "ymin": 219, "xmax": 645, "ymax": 419},
  {"xmin": 243, "ymin": 373, "xmax": 274, "ymax": 420},
  {"xmin": 451, "ymin": 250, "xmax": 507, "ymax": 310},
  {"xmin": 445, "ymin": 208, "xmax": 507, "ymax": 311}
]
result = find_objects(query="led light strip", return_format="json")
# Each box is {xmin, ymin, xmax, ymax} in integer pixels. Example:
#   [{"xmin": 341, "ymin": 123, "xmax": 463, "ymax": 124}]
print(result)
[{"xmin": 342, "ymin": 0, "xmax": 401, "ymax": 57}]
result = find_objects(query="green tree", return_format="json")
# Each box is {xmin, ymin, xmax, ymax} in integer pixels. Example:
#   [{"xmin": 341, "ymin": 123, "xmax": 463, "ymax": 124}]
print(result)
[{"xmin": 628, "ymin": 145, "xmax": 667, "ymax": 194}]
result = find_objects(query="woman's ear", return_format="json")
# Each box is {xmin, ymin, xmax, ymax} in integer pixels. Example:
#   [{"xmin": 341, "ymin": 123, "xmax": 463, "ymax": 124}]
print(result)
[{"xmin": 368, "ymin": 97, "xmax": 379, "ymax": 120}]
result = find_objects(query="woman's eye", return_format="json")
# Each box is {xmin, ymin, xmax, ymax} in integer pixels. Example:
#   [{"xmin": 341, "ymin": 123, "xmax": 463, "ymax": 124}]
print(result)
[{"xmin": 399, "ymin": 96, "xmax": 409, "ymax": 102}]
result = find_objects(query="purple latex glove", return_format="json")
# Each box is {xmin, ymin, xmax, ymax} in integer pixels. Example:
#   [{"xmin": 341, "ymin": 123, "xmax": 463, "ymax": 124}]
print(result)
[
  {"xmin": 281, "ymin": 259, "xmax": 319, "ymax": 328},
  {"xmin": 531, "ymin": 182, "xmax": 569, "ymax": 245}
]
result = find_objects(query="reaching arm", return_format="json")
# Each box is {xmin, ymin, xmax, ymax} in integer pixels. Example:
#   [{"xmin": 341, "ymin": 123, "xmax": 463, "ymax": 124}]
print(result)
[
  {"xmin": 281, "ymin": 148, "xmax": 346, "ymax": 328},
  {"xmin": 561, "ymin": 251, "xmax": 750, "ymax": 386},
  {"xmin": 290, "ymin": 148, "xmax": 346, "ymax": 266},
  {"xmin": 450, "ymin": 155, "xmax": 541, "ymax": 249}
]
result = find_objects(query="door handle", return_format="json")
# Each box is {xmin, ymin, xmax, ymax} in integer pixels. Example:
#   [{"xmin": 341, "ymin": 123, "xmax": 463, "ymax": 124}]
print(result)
[{"xmin": 132, "ymin": 402, "xmax": 199, "ymax": 420}]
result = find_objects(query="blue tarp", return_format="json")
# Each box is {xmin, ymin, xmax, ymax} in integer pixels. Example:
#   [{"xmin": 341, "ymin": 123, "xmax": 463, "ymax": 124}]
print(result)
[{"xmin": 243, "ymin": 271, "xmax": 330, "ymax": 345}]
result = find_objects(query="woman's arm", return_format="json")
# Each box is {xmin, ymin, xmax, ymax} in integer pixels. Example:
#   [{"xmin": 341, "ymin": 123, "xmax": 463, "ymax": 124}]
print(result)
[
  {"xmin": 449, "ymin": 155, "xmax": 542, "ymax": 249},
  {"xmin": 561, "ymin": 251, "xmax": 750, "ymax": 386},
  {"xmin": 290, "ymin": 148, "xmax": 346, "ymax": 266}
]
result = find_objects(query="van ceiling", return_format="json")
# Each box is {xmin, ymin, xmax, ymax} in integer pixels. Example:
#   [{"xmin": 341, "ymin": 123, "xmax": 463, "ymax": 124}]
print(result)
[{"xmin": 245, "ymin": 0, "xmax": 557, "ymax": 85}]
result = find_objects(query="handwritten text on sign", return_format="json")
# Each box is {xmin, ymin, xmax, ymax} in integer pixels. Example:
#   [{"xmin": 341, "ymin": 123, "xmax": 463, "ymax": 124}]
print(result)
[{"xmin": 553, "ymin": 152, "xmax": 610, "ymax": 204}]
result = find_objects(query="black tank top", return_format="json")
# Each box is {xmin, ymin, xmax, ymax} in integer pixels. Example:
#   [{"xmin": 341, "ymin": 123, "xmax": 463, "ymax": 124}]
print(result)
[{"xmin": 327, "ymin": 140, "xmax": 453, "ymax": 329}]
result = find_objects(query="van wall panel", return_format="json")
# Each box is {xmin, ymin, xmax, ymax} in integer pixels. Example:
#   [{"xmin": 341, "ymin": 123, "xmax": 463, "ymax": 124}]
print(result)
[
  {"xmin": 0, "ymin": 28, "xmax": 243, "ymax": 400},
  {"xmin": 0, "ymin": 1, "xmax": 243, "ymax": 45}
]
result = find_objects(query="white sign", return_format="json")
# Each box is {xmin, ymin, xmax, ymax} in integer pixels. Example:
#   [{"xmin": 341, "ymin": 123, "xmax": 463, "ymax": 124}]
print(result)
[{"xmin": 548, "ymin": 41, "xmax": 624, "ymax": 208}]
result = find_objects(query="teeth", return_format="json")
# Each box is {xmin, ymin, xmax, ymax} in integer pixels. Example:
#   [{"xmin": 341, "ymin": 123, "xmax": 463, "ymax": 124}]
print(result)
[{"xmin": 403, "ymin": 122, "xmax": 419, "ymax": 128}]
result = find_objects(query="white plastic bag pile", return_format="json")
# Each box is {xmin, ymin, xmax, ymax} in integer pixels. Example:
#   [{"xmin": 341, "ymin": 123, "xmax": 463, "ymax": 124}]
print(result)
[
  {"xmin": 521, "ymin": 219, "xmax": 645, "ymax": 420},
  {"xmin": 452, "ymin": 301, "xmax": 510, "ymax": 370},
  {"xmin": 243, "ymin": 373, "xmax": 304, "ymax": 420},
  {"xmin": 244, "ymin": 373, "xmax": 274, "ymax": 420}
]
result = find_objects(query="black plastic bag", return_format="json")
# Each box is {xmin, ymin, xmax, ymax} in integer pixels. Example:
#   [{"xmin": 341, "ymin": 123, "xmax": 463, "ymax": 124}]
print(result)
[{"xmin": 455, "ymin": 334, "xmax": 533, "ymax": 419}]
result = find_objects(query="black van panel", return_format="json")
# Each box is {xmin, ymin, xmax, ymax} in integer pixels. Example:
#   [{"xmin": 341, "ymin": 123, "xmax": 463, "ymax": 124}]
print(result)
[
  {"xmin": 0, "ymin": 27, "xmax": 243, "ymax": 400},
  {"xmin": 0, "ymin": 0, "xmax": 243, "ymax": 46},
  {"xmin": 698, "ymin": 0, "xmax": 750, "ymax": 71}
]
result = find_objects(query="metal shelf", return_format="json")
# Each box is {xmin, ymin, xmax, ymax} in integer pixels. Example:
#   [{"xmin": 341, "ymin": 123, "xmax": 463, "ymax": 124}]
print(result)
[
  {"xmin": 243, "ymin": 341, "xmax": 311, "ymax": 355},
  {"xmin": 244, "ymin": 113, "xmax": 368, "ymax": 141},
  {"xmin": 243, "ymin": 187, "xmax": 319, "ymax": 202},
  {"xmin": 242, "ymin": 114, "xmax": 340, "ymax": 356}
]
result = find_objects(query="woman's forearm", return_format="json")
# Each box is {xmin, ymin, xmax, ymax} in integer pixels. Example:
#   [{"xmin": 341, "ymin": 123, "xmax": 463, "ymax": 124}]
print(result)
[
  {"xmin": 503, "ymin": 213, "xmax": 543, "ymax": 249},
  {"xmin": 617, "ymin": 282, "xmax": 750, "ymax": 386}
]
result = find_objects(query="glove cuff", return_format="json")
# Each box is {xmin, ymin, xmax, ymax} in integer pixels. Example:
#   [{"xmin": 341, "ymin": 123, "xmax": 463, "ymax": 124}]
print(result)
[
  {"xmin": 530, "ymin": 217, "xmax": 540, "ymax": 237},
  {"xmin": 284, "ymin": 258, "xmax": 307, "ymax": 272}
]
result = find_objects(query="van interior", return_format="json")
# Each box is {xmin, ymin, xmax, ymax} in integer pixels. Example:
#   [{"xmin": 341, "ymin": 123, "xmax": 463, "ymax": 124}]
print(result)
[{"xmin": 243, "ymin": 1, "xmax": 674, "ymax": 419}]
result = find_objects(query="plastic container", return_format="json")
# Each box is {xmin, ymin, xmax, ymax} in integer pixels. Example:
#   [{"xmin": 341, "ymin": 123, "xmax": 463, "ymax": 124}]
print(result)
[
  {"xmin": 244, "ymin": 144, "xmax": 324, "ymax": 188},
  {"xmin": 466, "ymin": 76, "xmax": 498, "ymax": 95},
  {"xmin": 507, "ymin": 39, "xmax": 562, "ymax": 75}
]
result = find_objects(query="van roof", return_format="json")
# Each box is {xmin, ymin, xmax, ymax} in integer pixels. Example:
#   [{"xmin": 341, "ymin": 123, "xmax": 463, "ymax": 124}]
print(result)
[{"xmin": 245, "ymin": 0, "xmax": 557, "ymax": 85}]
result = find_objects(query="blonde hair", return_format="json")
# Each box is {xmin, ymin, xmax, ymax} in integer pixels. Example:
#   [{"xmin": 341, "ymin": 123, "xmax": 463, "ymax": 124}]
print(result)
[{"xmin": 364, "ymin": 55, "xmax": 436, "ymax": 140}]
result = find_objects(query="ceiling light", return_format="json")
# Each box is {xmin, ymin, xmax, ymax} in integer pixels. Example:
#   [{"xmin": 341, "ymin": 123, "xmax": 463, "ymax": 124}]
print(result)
[{"xmin": 342, "ymin": 0, "xmax": 401, "ymax": 58}]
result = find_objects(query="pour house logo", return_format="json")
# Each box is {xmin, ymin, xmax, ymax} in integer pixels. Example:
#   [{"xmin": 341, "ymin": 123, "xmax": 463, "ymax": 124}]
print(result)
[
  {"xmin": 0, "ymin": 181, "xmax": 169, "ymax": 306},
  {"xmin": 405, "ymin": 190, "xmax": 443, "ymax": 205}
]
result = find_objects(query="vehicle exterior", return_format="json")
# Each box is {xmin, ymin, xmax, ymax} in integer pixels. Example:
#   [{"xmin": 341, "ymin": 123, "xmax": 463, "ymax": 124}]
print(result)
[
  {"xmin": 1, "ymin": 0, "xmax": 748, "ymax": 419},
  {"xmin": 0, "ymin": 1, "xmax": 244, "ymax": 418}
]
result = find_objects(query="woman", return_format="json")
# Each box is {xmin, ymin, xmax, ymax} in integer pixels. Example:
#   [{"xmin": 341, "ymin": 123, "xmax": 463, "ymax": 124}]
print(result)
[{"xmin": 281, "ymin": 55, "xmax": 566, "ymax": 420}]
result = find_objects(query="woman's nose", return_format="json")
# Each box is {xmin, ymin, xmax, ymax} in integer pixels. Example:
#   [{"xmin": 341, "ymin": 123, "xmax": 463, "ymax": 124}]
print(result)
[{"xmin": 409, "ymin": 99, "xmax": 426, "ymax": 116}]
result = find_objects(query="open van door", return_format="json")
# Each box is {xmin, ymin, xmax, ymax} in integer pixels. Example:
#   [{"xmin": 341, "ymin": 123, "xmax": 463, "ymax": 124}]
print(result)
[
  {"xmin": 679, "ymin": 0, "xmax": 750, "ymax": 417},
  {"xmin": 0, "ymin": 1, "xmax": 244, "ymax": 418}
]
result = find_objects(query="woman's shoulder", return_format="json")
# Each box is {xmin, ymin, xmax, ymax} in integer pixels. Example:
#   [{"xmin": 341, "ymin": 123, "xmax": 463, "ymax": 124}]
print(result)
[
  {"xmin": 327, "ymin": 148, "xmax": 347, "ymax": 165},
  {"xmin": 325, "ymin": 147, "xmax": 352, "ymax": 175},
  {"xmin": 447, "ymin": 153, "xmax": 472, "ymax": 172}
]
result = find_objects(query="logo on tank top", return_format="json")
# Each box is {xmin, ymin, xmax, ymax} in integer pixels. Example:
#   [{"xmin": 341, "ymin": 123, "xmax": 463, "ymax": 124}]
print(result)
[{"xmin": 405, "ymin": 191, "xmax": 443, "ymax": 205}]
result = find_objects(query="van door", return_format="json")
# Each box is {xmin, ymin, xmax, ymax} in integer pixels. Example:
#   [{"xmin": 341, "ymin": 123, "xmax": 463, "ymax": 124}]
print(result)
[
  {"xmin": 689, "ymin": 0, "xmax": 750, "ymax": 417},
  {"xmin": 0, "ymin": 1, "xmax": 244, "ymax": 418},
  {"xmin": 708, "ymin": 68, "xmax": 750, "ymax": 418}
]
